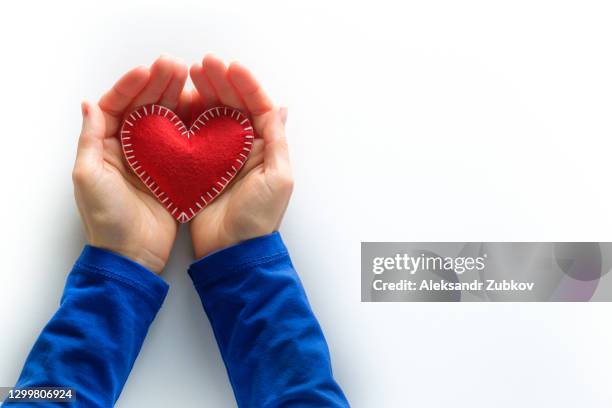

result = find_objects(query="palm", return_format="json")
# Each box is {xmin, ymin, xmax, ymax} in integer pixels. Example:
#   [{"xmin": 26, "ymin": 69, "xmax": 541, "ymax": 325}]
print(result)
[{"xmin": 98, "ymin": 134, "xmax": 176, "ymax": 257}]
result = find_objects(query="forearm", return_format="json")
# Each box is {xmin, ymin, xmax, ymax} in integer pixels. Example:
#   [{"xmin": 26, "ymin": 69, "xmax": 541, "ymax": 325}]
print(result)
[
  {"xmin": 3, "ymin": 246, "xmax": 168, "ymax": 407},
  {"xmin": 189, "ymin": 232, "xmax": 349, "ymax": 407}
]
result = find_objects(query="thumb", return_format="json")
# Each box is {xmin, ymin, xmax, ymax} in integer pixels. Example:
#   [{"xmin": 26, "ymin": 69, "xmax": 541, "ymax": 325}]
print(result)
[
  {"xmin": 279, "ymin": 106, "xmax": 288, "ymax": 126},
  {"xmin": 75, "ymin": 101, "xmax": 106, "ymax": 172},
  {"xmin": 263, "ymin": 107, "xmax": 290, "ymax": 174}
]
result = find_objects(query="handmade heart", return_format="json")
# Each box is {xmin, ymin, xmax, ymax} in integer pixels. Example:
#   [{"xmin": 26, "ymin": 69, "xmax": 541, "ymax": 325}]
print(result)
[{"xmin": 120, "ymin": 104, "xmax": 253, "ymax": 223}]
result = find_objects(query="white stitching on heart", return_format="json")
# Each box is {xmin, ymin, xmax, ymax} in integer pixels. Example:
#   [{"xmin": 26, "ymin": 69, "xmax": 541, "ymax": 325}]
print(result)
[{"xmin": 120, "ymin": 103, "xmax": 254, "ymax": 223}]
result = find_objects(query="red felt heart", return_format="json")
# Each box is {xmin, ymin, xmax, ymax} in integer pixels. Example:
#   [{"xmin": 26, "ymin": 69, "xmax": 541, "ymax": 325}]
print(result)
[{"xmin": 120, "ymin": 104, "xmax": 253, "ymax": 223}]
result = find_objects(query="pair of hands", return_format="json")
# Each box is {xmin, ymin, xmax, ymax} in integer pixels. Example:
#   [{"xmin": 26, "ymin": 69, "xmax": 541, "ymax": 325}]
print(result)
[{"xmin": 73, "ymin": 54, "xmax": 293, "ymax": 273}]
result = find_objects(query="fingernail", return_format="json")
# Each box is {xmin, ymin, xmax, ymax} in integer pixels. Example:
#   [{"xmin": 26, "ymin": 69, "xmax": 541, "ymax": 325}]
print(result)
[
  {"xmin": 81, "ymin": 101, "xmax": 89, "ymax": 118},
  {"xmin": 229, "ymin": 60, "xmax": 243, "ymax": 70},
  {"xmin": 279, "ymin": 107, "xmax": 288, "ymax": 125}
]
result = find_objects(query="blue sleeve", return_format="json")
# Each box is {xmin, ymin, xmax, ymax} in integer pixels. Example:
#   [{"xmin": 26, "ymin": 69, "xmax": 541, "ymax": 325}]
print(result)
[
  {"xmin": 2, "ymin": 246, "xmax": 169, "ymax": 407},
  {"xmin": 188, "ymin": 232, "xmax": 349, "ymax": 407}
]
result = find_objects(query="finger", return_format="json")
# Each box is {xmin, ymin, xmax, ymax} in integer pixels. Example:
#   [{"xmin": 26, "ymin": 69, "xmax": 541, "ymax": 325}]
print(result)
[
  {"xmin": 238, "ymin": 139, "xmax": 264, "ymax": 176},
  {"xmin": 279, "ymin": 106, "xmax": 288, "ymax": 125},
  {"xmin": 262, "ymin": 107, "xmax": 291, "ymax": 174},
  {"xmin": 99, "ymin": 66, "xmax": 150, "ymax": 117},
  {"xmin": 228, "ymin": 62, "xmax": 274, "ymax": 116},
  {"xmin": 190, "ymin": 62, "xmax": 219, "ymax": 109},
  {"xmin": 190, "ymin": 88, "xmax": 206, "ymax": 118},
  {"xmin": 130, "ymin": 55, "xmax": 175, "ymax": 108},
  {"xmin": 75, "ymin": 101, "xmax": 106, "ymax": 173},
  {"xmin": 174, "ymin": 88, "xmax": 192, "ymax": 123},
  {"xmin": 202, "ymin": 54, "xmax": 245, "ymax": 109},
  {"xmin": 158, "ymin": 58, "xmax": 188, "ymax": 110}
]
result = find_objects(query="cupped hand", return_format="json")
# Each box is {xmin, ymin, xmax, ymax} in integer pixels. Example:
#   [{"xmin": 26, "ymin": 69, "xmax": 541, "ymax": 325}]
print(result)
[
  {"xmin": 73, "ymin": 55, "xmax": 188, "ymax": 273},
  {"xmin": 187, "ymin": 55, "xmax": 293, "ymax": 259}
]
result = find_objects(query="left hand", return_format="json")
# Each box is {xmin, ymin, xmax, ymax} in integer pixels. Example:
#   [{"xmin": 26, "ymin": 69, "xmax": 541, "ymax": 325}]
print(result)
[{"xmin": 73, "ymin": 56, "xmax": 188, "ymax": 273}]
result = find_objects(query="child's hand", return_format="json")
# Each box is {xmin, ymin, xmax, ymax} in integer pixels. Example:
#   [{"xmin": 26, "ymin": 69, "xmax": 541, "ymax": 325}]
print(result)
[
  {"xmin": 188, "ymin": 55, "xmax": 293, "ymax": 258},
  {"xmin": 73, "ymin": 56, "xmax": 188, "ymax": 273}
]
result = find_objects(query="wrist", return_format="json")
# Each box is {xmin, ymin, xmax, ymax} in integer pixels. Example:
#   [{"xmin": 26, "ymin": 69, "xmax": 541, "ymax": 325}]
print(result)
[
  {"xmin": 192, "ymin": 227, "xmax": 275, "ymax": 260},
  {"xmin": 75, "ymin": 245, "xmax": 169, "ymax": 306},
  {"xmin": 192, "ymin": 235, "xmax": 235, "ymax": 260},
  {"xmin": 89, "ymin": 241, "xmax": 166, "ymax": 274},
  {"xmin": 188, "ymin": 232, "xmax": 288, "ymax": 286}
]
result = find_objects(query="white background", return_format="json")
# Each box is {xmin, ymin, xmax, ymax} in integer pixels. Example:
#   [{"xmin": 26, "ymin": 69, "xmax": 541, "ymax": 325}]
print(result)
[{"xmin": 1, "ymin": 1, "xmax": 612, "ymax": 406}]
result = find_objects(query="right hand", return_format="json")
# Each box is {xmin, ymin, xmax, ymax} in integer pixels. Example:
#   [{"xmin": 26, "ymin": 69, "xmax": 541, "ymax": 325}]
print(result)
[{"xmin": 187, "ymin": 55, "xmax": 294, "ymax": 259}]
